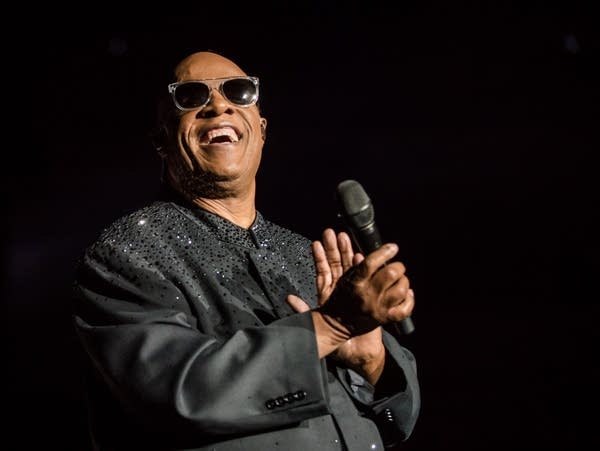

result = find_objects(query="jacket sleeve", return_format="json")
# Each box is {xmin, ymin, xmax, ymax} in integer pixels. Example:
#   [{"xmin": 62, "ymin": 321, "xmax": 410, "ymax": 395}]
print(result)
[
  {"xmin": 335, "ymin": 330, "xmax": 420, "ymax": 445},
  {"xmin": 72, "ymin": 240, "xmax": 331, "ymax": 440}
]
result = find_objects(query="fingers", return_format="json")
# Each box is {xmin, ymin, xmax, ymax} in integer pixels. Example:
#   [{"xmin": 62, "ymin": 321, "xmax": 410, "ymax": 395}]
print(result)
[
  {"xmin": 349, "ymin": 243, "xmax": 398, "ymax": 283},
  {"xmin": 337, "ymin": 231, "xmax": 354, "ymax": 272},
  {"xmin": 362, "ymin": 243, "xmax": 399, "ymax": 276},
  {"xmin": 380, "ymin": 273, "xmax": 409, "ymax": 305},
  {"xmin": 371, "ymin": 261, "xmax": 407, "ymax": 293},
  {"xmin": 322, "ymin": 228, "xmax": 344, "ymax": 282},
  {"xmin": 350, "ymin": 245, "xmax": 411, "ymax": 323},
  {"xmin": 388, "ymin": 288, "xmax": 415, "ymax": 322},
  {"xmin": 286, "ymin": 294, "xmax": 311, "ymax": 313},
  {"xmin": 368, "ymin": 264, "xmax": 410, "ymax": 322},
  {"xmin": 353, "ymin": 253, "xmax": 364, "ymax": 266},
  {"xmin": 321, "ymin": 228, "xmax": 356, "ymax": 278},
  {"xmin": 314, "ymin": 229, "xmax": 357, "ymax": 288},
  {"xmin": 312, "ymin": 240, "xmax": 332, "ymax": 294}
]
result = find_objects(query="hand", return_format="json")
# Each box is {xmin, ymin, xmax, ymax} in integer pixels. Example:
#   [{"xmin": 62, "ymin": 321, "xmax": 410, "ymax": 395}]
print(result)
[
  {"xmin": 319, "ymin": 236, "xmax": 414, "ymax": 337},
  {"xmin": 312, "ymin": 229, "xmax": 386, "ymax": 370},
  {"xmin": 287, "ymin": 228, "xmax": 415, "ymax": 383}
]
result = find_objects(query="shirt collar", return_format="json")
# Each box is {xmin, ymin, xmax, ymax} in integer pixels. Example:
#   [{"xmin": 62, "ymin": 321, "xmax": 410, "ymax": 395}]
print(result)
[
  {"xmin": 192, "ymin": 207, "xmax": 268, "ymax": 250},
  {"xmin": 158, "ymin": 182, "xmax": 271, "ymax": 249}
]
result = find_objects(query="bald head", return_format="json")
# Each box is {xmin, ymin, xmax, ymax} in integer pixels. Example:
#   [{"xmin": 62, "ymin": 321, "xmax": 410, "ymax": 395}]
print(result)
[{"xmin": 174, "ymin": 51, "xmax": 248, "ymax": 83}]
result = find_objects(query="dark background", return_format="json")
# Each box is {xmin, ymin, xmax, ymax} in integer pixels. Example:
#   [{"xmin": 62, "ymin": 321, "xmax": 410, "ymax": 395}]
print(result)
[{"xmin": 4, "ymin": 3, "xmax": 598, "ymax": 450}]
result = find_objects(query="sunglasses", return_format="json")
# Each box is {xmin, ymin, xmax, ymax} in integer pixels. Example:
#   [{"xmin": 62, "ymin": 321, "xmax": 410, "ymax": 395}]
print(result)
[{"xmin": 168, "ymin": 76, "xmax": 259, "ymax": 111}]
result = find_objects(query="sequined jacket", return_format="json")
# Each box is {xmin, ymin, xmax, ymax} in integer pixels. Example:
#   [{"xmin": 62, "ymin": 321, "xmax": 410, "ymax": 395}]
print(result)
[{"xmin": 72, "ymin": 200, "xmax": 420, "ymax": 450}]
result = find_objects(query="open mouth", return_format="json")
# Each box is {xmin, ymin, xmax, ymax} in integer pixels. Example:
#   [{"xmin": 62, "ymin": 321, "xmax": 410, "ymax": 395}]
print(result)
[{"xmin": 200, "ymin": 126, "xmax": 240, "ymax": 145}]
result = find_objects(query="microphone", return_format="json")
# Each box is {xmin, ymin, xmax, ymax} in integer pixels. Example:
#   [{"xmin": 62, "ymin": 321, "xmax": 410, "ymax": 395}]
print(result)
[{"xmin": 336, "ymin": 179, "xmax": 415, "ymax": 335}]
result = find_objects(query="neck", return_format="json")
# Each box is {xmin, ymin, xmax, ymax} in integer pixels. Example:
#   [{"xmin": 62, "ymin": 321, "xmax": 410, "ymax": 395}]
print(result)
[
  {"xmin": 191, "ymin": 191, "xmax": 257, "ymax": 229},
  {"xmin": 161, "ymin": 173, "xmax": 258, "ymax": 229}
]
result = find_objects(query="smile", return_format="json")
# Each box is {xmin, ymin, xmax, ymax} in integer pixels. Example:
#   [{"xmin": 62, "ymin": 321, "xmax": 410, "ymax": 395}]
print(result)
[{"xmin": 199, "ymin": 126, "xmax": 240, "ymax": 145}]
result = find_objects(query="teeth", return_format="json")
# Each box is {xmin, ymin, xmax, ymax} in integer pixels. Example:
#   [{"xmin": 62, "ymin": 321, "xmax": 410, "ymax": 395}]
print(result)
[{"xmin": 203, "ymin": 127, "xmax": 239, "ymax": 144}]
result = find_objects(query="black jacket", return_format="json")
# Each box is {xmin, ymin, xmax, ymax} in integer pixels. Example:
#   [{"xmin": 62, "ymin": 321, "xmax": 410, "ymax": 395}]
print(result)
[{"xmin": 72, "ymin": 201, "xmax": 420, "ymax": 450}]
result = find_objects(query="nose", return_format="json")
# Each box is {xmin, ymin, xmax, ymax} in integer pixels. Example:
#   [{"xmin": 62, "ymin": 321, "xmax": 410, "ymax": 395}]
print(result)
[{"xmin": 198, "ymin": 88, "xmax": 233, "ymax": 118}]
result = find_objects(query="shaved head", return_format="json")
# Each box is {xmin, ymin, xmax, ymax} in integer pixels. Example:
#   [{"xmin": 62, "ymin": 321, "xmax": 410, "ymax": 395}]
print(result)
[{"xmin": 174, "ymin": 51, "xmax": 247, "ymax": 83}]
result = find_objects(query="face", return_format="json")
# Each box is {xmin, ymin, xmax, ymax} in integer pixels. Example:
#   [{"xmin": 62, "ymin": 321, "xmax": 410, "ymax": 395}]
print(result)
[{"xmin": 163, "ymin": 52, "xmax": 266, "ymax": 200}]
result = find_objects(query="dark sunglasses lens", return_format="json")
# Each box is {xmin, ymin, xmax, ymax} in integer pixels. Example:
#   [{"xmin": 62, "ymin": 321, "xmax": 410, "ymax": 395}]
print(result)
[
  {"xmin": 175, "ymin": 82, "xmax": 210, "ymax": 109},
  {"xmin": 222, "ymin": 78, "xmax": 257, "ymax": 105}
]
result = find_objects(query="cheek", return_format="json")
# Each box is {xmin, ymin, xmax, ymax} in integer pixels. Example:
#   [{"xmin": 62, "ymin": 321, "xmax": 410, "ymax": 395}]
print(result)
[
  {"xmin": 175, "ymin": 117, "xmax": 197, "ymax": 155},
  {"xmin": 167, "ymin": 149, "xmax": 193, "ymax": 175},
  {"xmin": 177, "ymin": 115, "xmax": 194, "ymax": 140},
  {"xmin": 166, "ymin": 122, "xmax": 195, "ymax": 170},
  {"xmin": 249, "ymin": 130, "xmax": 264, "ymax": 162}
]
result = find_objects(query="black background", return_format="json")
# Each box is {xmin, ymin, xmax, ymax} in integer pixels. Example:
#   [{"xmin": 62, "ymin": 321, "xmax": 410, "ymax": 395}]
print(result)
[{"xmin": 4, "ymin": 3, "xmax": 598, "ymax": 450}]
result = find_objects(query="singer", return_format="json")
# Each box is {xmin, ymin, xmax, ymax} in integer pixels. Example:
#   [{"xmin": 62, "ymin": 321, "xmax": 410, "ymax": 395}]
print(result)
[{"xmin": 72, "ymin": 51, "xmax": 420, "ymax": 450}]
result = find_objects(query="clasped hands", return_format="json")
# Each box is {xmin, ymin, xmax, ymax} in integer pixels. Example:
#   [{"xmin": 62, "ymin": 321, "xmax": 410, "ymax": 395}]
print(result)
[{"xmin": 287, "ymin": 228, "xmax": 414, "ymax": 385}]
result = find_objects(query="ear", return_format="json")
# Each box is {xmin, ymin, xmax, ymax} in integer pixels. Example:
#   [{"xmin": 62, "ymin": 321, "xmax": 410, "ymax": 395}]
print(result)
[
  {"xmin": 150, "ymin": 125, "xmax": 169, "ymax": 158},
  {"xmin": 260, "ymin": 118, "xmax": 267, "ymax": 141}
]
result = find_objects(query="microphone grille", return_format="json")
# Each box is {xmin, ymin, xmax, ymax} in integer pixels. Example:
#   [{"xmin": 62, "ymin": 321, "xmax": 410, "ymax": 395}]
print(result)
[{"xmin": 336, "ymin": 179, "xmax": 371, "ymax": 216}]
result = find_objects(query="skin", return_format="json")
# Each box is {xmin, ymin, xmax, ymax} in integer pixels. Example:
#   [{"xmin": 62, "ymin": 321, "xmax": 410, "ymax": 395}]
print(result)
[
  {"xmin": 161, "ymin": 51, "xmax": 415, "ymax": 386},
  {"xmin": 162, "ymin": 51, "xmax": 267, "ymax": 228},
  {"xmin": 288, "ymin": 229, "xmax": 415, "ymax": 384}
]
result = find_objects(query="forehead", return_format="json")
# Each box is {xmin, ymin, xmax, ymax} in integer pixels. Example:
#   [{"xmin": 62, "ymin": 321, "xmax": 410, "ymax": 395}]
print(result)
[{"xmin": 174, "ymin": 53, "xmax": 247, "ymax": 82}]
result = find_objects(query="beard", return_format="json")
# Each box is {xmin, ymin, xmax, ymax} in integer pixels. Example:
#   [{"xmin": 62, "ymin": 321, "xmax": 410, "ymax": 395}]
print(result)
[
  {"xmin": 166, "ymin": 155, "xmax": 237, "ymax": 200},
  {"xmin": 179, "ymin": 170, "xmax": 235, "ymax": 199}
]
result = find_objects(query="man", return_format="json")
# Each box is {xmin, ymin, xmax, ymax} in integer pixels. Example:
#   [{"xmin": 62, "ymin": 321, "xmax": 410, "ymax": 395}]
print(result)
[{"xmin": 72, "ymin": 51, "xmax": 420, "ymax": 450}]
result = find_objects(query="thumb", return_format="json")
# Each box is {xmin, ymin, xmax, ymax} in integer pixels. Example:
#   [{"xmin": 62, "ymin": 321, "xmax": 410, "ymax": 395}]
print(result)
[{"xmin": 286, "ymin": 294, "xmax": 311, "ymax": 313}]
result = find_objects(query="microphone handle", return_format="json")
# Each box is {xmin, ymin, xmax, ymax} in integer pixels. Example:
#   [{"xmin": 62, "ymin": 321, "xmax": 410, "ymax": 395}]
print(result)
[{"xmin": 351, "ymin": 225, "xmax": 415, "ymax": 335}]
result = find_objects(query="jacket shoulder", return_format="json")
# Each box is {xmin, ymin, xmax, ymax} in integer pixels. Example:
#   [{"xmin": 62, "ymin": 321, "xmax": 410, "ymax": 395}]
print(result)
[{"xmin": 90, "ymin": 201, "xmax": 184, "ymax": 250}]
